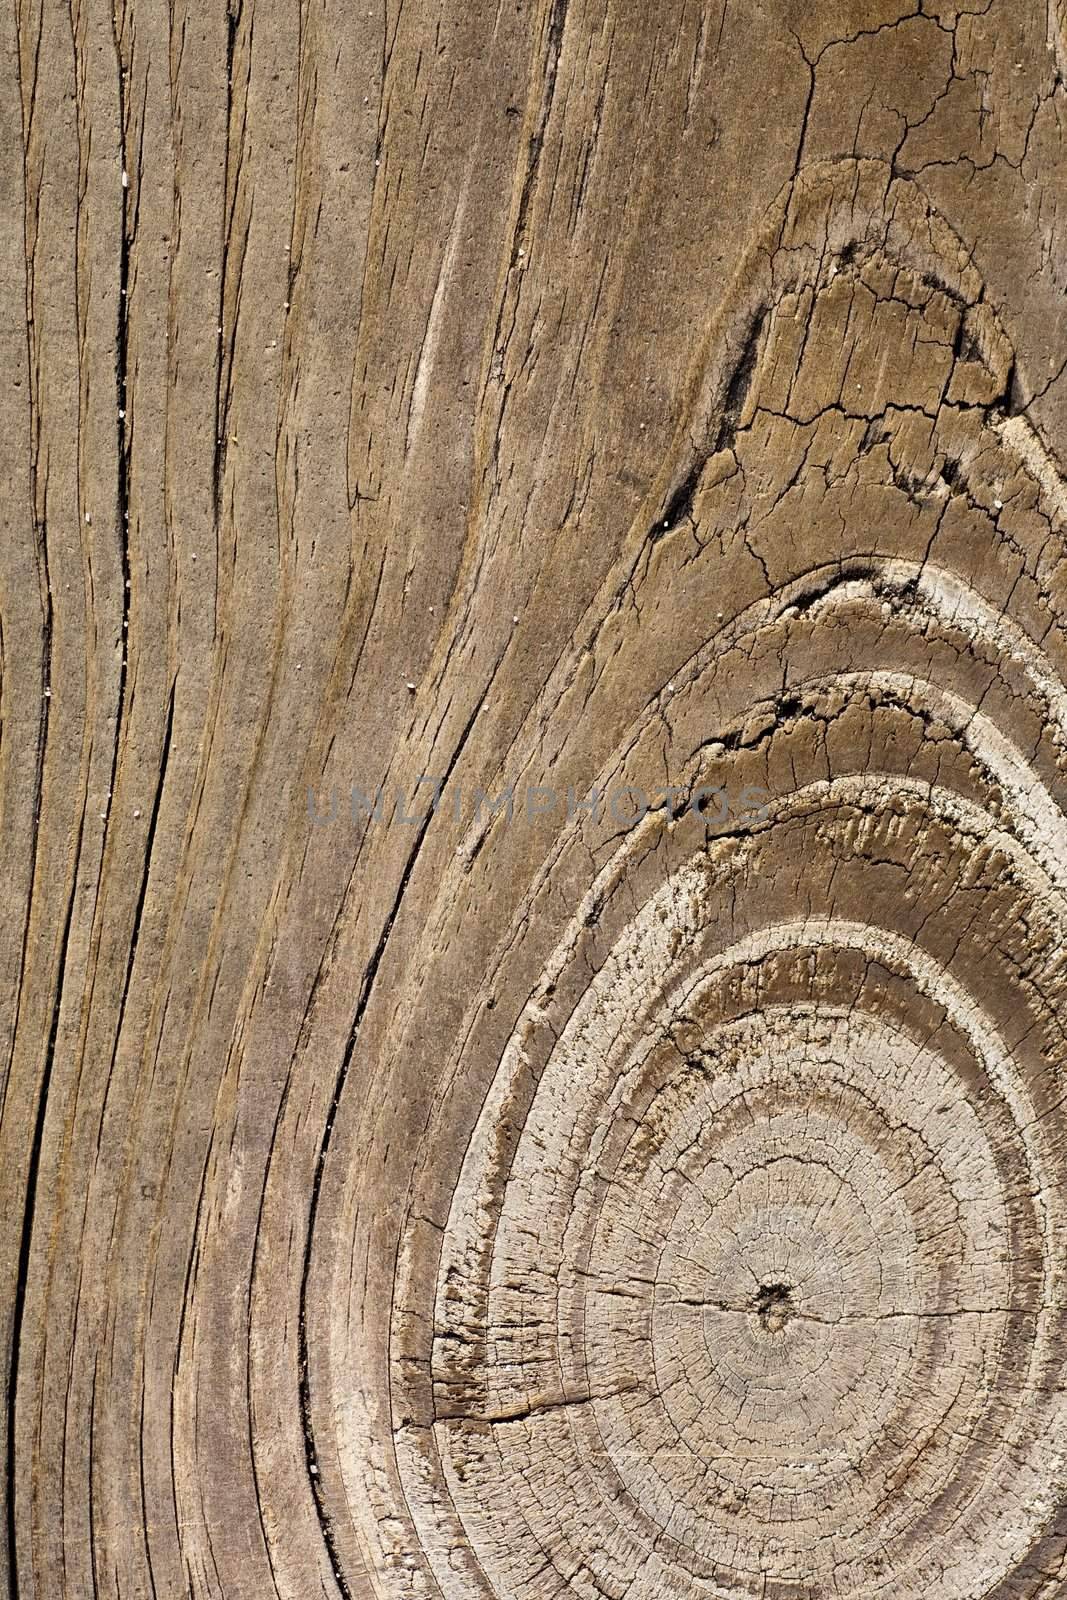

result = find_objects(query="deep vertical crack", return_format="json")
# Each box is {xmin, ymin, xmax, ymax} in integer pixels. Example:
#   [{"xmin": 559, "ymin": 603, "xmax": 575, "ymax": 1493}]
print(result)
[{"xmin": 297, "ymin": 687, "xmax": 489, "ymax": 1598}]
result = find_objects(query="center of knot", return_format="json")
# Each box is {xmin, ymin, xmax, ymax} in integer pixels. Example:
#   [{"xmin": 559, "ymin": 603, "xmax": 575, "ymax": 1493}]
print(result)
[{"xmin": 755, "ymin": 1282, "xmax": 794, "ymax": 1333}]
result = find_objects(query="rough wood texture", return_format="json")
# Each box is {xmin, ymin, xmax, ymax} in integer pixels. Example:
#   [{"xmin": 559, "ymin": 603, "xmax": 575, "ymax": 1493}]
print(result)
[{"xmin": 3, "ymin": 2, "xmax": 1067, "ymax": 1597}]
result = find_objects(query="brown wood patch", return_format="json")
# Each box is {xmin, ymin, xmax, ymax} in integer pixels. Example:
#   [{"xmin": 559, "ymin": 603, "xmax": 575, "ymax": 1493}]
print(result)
[{"xmin": 2, "ymin": 3, "xmax": 1066, "ymax": 1597}]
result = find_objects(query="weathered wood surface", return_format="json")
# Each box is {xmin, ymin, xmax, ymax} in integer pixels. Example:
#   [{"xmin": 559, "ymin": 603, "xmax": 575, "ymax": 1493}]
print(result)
[{"xmin": 3, "ymin": 2, "xmax": 1067, "ymax": 1597}]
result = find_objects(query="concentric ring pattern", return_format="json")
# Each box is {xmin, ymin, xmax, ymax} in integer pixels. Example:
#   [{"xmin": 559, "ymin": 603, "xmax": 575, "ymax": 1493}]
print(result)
[{"xmin": 349, "ymin": 162, "xmax": 1067, "ymax": 1598}]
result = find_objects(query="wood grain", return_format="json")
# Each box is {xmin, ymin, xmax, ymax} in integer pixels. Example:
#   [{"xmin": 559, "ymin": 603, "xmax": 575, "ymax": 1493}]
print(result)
[{"xmin": 3, "ymin": 2, "xmax": 1067, "ymax": 1597}]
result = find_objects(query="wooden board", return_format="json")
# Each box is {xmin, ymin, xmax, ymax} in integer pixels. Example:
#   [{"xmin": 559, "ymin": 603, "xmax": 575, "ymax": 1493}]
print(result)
[{"xmin": 3, "ymin": 2, "xmax": 1067, "ymax": 1596}]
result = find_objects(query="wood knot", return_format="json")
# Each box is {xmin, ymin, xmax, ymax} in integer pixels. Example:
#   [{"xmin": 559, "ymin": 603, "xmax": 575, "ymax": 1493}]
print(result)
[{"xmin": 755, "ymin": 1282, "xmax": 795, "ymax": 1334}]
